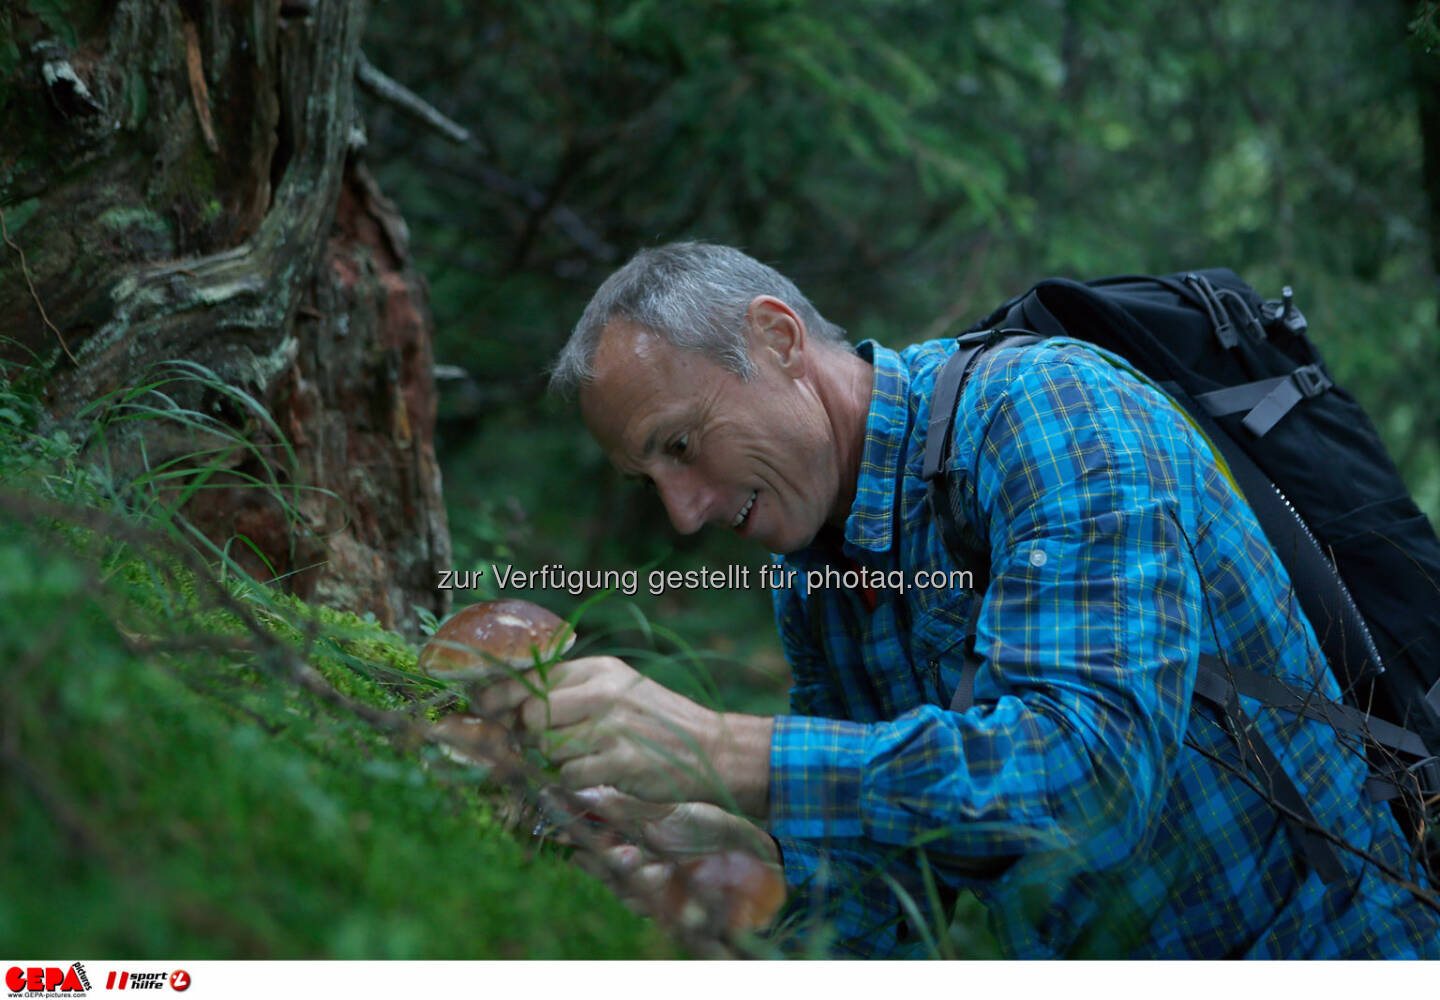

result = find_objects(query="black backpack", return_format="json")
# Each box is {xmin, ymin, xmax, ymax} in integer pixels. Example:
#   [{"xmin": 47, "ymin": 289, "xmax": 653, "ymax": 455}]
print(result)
[{"xmin": 921, "ymin": 270, "xmax": 1440, "ymax": 882}]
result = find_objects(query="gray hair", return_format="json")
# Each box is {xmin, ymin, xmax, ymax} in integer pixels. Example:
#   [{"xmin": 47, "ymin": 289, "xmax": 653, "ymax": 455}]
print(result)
[{"xmin": 549, "ymin": 242, "xmax": 847, "ymax": 397}]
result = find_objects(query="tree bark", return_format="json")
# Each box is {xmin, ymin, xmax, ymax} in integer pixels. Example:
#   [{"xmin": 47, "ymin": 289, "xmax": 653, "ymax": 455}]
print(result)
[{"xmin": 0, "ymin": 0, "xmax": 450, "ymax": 630}]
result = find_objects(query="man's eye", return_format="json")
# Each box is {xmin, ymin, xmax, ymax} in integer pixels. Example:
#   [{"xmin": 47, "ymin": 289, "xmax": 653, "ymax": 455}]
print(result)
[
  {"xmin": 666, "ymin": 434, "xmax": 690, "ymax": 458},
  {"xmin": 626, "ymin": 474, "xmax": 657, "ymax": 494}
]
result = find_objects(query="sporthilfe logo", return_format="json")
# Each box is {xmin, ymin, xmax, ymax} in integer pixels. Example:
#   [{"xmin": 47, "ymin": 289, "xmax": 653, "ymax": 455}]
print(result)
[{"xmin": 101, "ymin": 971, "xmax": 188, "ymax": 992}]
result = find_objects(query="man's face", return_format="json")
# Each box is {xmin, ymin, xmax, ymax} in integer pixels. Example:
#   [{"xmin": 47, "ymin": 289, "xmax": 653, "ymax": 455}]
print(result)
[{"xmin": 580, "ymin": 316, "xmax": 845, "ymax": 554}]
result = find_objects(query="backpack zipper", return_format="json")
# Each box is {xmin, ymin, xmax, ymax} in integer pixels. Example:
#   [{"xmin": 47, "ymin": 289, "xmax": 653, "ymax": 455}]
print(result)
[{"xmin": 1268, "ymin": 479, "xmax": 1386, "ymax": 681}]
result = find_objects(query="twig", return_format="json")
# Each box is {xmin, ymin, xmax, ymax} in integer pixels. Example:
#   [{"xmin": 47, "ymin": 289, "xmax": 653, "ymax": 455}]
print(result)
[
  {"xmin": 409, "ymin": 148, "xmax": 617, "ymax": 262},
  {"xmin": 1183, "ymin": 733, "xmax": 1440, "ymax": 913},
  {"xmin": 355, "ymin": 51, "xmax": 471, "ymax": 146},
  {"xmin": 0, "ymin": 204, "xmax": 77, "ymax": 365},
  {"xmin": 1174, "ymin": 510, "xmax": 1439, "ymax": 905},
  {"xmin": 356, "ymin": 54, "xmax": 616, "ymax": 262}
]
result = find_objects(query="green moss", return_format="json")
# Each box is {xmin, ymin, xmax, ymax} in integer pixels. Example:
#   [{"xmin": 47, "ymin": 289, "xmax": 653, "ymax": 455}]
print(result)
[
  {"xmin": 0, "ymin": 517, "xmax": 673, "ymax": 958},
  {"xmin": 0, "ymin": 377, "xmax": 671, "ymax": 957}
]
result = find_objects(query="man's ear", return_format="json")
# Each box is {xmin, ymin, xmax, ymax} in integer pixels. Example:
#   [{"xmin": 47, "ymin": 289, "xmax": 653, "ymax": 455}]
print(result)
[{"xmin": 745, "ymin": 296, "xmax": 806, "ymax": 377}]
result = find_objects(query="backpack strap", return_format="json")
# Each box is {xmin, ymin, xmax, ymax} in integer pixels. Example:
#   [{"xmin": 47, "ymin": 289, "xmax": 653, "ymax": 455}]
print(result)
[
  {"xmin": 1155, "ymin": 378, "xmax": 1388, "ymax": 687},
  {"xmin": 948, "ymin": 636, "xmax": 982, "ymax": 714},
  {"xmin": 1181, "ymin": 272, "xmax": 1269, "ymax": 348},
  {"xmin": 1193, "ymin": 364, "xmax": 1335, "ymax": 438},
  {"xmin": 921, "ymin": 329, "xmax": 1017, "ymax": 488},
  {"xmin": 927, "ymin": 295, "xmax": 1390, "ymax": 696},
  {"xmin": 1221, "ymin": 666, "xmax": 1430, "ymax": 758},
  {"xmin": 1191, "ymin": 656, "xmax": 1349, "ymax": 884},
  {"xmin": 1200, "ymin": 662, "xmax": 1440, "ymax": 801},
  {"xmin": 987, "ymin": 275, "xmax": 1387, "ymax": 694},
  {"xmin": 922, "ymin": 330, "xmax": 1038, "ymax": 717},
  {"xmin": 918, "ymin": 312, "xmax": 1435, "ymax": 884},
  {"xmin": 1365, "ymin": 757, "xmax": 1440, "ymax": 806},
  {"xmin": 921, "ymin": 328, "xmax": 1040, "ymax": 575}
]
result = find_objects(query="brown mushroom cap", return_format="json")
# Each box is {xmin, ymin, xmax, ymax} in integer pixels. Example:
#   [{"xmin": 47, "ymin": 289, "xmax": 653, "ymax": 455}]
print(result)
[
  {"xmin": 668, "ymin": 850, "xmax": 787, "ymax": 934},
  {"xmin": 430, "ymin": 713, "xmax": 514, "ymax": 766},
  {"xmin": 418, "ymin": 599, "xmax": 576, "ymax": 683}
]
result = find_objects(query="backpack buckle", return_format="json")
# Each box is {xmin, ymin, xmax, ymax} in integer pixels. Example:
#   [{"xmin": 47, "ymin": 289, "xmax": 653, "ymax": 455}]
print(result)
[
  {"xmin": 1413, "ymin": 756, "xmax": 1440, "ymax": 798},
  {"xmin": 954, "ymin": 327, "xmax": 997, "ymax": 348},
  {"xmin": 1291, "ymin": 364, "xmax": 1332, "ymax": 399},
  {"xmin": 1280, "ymin": 286, "xmax": 1309, "ymax": 336},
  {"xmin": 1263, "ymin": 286, "xmax": 1310, "ymax": 337}
]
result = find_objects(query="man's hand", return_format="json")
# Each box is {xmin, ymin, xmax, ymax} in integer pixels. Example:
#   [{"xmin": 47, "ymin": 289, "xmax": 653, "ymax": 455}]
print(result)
[
  {"xmin": 573, "ymin": 786, "xmax": 786, "ymax": 935},
  {"xmin": 574, "ymin": 785, "xmax": 778, "ymax": 860},
  {"xmin": 475, "ymin": 654, "xmax": 773, "ymax": 815}
]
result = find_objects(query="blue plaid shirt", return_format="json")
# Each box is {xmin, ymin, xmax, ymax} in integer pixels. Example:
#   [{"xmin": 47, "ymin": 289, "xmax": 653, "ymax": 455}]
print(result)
[{"xmin": 766, "ymin": 337, "xmax": 1440, "ymax": 958}]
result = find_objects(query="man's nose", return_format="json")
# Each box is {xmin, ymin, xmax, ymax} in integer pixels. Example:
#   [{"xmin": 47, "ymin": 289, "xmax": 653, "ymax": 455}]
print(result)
[{"xmin": 653, "ymin": 466, "xmax": 713, "ymax": 535}]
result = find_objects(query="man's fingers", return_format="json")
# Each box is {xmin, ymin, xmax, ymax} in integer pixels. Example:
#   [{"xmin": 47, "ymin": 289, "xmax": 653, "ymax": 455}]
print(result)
[
  {"xmin": 540, "ymin": 721, "xmax": 598, "ymax": 763},
  {"xmin": 604, "ymin": 843, "xmax": 645, "ymax": 873},
  {"xmin": 518, "ymin": 683, "xmax": 606, "ymax": 732},
  {"xmin": 472, "ymin": 658, "xmax": 614, "ymax": 725},
  {"xmin": 573, "ymin": 842, "xmax": 642, "ymax": 886},
  {"xmin": 556, "ymin": 753, "xmax": 609, "ymax": 791},
  {"xmin": 600, "ymin": 853, "xmax": 676, "ymax": 919},
  {"xmin": 472, "ymin": 673, "xmax": 538, "ymax": 716},
  {"xmin": 573, "ymin": 785, "xmax": 674, "ymax": 825},
  {"xmin": 629, "ymin": 860, "xmax": 672, "ymax": 899}
]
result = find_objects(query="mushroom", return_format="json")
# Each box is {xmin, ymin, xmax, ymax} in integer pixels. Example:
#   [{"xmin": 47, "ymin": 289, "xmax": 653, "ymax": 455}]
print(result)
[
  {"xmin": 418, "ymin": 598, "xmax": 576, "ymax": 704},
  {"xmin": 429, "ymin": 712, "xmax": 514, "ymax": 769},
  {"xmin": 420, "ymin": 599, "xmax": 575, "ymax": 784},
  {"xmin": 418, "ymin": 602, "xmax": 785, "ymax": 939},
  {"xmin": 664, "ymin": 851, "xmax": 787, "ymax": 935}
]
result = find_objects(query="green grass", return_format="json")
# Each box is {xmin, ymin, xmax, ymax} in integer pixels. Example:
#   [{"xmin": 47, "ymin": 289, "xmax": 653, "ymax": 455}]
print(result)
[
  {"xmin": 0, "ymin": 365, "xmax": 677, "ymax": 959},
  {"xmin": 0, "ymin": 512, "xmax": 674, "ymax": 958}
]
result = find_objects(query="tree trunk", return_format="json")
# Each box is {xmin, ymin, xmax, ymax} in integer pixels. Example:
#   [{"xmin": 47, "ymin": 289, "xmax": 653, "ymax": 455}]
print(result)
[{"xmin": 0, "ymin": 0, "xmax": 449, "ymax": 631}]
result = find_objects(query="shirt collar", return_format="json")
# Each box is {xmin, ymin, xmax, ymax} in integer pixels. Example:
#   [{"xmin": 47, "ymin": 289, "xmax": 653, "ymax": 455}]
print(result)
[{"xmin": 843, "ymin": 340, "xmax": 912, "ymax": 555}]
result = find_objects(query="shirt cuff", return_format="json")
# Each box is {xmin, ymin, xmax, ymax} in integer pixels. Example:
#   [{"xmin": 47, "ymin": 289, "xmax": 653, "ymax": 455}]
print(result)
[{"xmin": 768, "ymin": 714, "xmax": 870, "ymax": 840}]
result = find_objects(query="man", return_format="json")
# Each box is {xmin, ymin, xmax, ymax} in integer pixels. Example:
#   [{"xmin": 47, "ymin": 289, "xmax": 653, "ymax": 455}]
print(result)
[{"xmin": 482, "ymin": 242, "xmax": 1440, "ymax": 957}]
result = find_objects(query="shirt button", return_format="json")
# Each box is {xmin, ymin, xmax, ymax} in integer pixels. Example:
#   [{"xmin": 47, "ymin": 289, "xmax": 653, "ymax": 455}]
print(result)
[{"xmin": 1029, "ymin": 549, "xmax": 1048, "ymax": 567}]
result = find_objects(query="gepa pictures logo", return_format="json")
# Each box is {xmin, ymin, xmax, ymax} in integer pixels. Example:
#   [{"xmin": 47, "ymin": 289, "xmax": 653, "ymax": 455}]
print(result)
[{"xmin": 5, "ymin": 963, "xmax": 92, "ymax": 996}]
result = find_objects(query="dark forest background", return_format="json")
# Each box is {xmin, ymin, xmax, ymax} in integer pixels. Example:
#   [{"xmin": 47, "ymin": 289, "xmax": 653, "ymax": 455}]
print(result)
[
  {"xmin": 362, "ymin": 0, "xmax": 1440, "ymax": 711},
  {"xmin": 1, "ymin": 0, "xmax": 1438, "ymax": 960}
]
